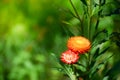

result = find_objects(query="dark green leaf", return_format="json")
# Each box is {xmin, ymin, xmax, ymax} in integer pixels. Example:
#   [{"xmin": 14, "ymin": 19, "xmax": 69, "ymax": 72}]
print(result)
[
  {"xmin": 90, "ymin": 54, "xmax": 113, "ymax": 77},
  {"xmin": 92, "ymin": 29, "xmax": 108, "ymax": 48},
  {"xmin": 110, "ymin": 32, "xmax": 120, "ymax": 47},
  {"xmin": 93, "ymin": 47, "xmax": 100, "ymax": 59},
  {"xmin": 93, "ymin": 29, "xmax": 108, "ymax": 41},
  {"xmin": 68, "ymin": 10, "xmax": 78, "ymax": 19},
  {"xmin": 99, "ymin": 47, "xmax": 110, "ymax": 55},
  {"xmin": 91, "ymin": 47, "xmax": 110, "ymax": 68},
  {"xmin": 73, "ymin": 64, "xmax": 86, "ymax": 72},
  {"xmin": 100, "ymin": 0, "xmax": 106, "ymax": 6},
  {"xmin": 92, "ymin": 38, "xmax": 108, "ymax": 49},
  {"xmin": 110, "ymin": 32, "xmax": 120, "ymax": 37},
  {"xmin": 80, "ymin": 0, "xmax": 87, "ymax": 6},
  {"xmin": 90, "ymin": 47, "xmax": 100, "ymax": 67},
  {"xmin": 105, "ymin": 61, "xmax": 120, "ymax": 80},
  {"xmin": 91, "ymin": 62, "xmax": 104, "ymax": 77},
  {"xmin": 116, "ymin": 41, "xmax": 120, "ymax": 47},
  {"xmin": 102, "ymin": 63, "xmax": 111, "ymax": 77},
  {"xmin": 62, "ymin": 26, "xmax": 74, "ymax": 36},
  {"xmin": 94, "ymin": 0, "xmax": 106, "ymax": 5},
  {"xmin": 110, "ymin": 32, "xmax": 120, "ymax": 40},
  {"xmin": 101, "ymin": 1, "xmax": 120, "ymax": 17}
]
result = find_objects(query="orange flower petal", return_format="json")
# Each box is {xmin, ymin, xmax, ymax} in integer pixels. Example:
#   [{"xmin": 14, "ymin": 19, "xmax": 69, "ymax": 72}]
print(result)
[{"xmin": 67, "ymin": 36, "xmax": 91, "ymax": 54}]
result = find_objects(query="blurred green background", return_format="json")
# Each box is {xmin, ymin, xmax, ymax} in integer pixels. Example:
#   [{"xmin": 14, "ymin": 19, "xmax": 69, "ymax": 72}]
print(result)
[{"xmin": 0, "ymin": 0, "xmax": 120, "ymax": 80}]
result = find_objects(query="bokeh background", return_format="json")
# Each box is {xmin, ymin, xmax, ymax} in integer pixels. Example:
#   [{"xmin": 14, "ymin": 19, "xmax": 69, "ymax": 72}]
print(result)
[{"xmin": 0, "ymin": 0, "xmax": 120, "ymax": 80}]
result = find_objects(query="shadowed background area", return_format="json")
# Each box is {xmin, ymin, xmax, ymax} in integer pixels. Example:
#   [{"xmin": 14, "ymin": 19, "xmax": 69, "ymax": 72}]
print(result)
[{"xmin": 0, "ymin": 0, "xmax": 120, "ymax": 80}]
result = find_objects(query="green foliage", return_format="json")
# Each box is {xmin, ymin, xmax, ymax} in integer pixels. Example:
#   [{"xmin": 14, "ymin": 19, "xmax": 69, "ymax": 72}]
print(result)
[
  {"xmin": 0, "ymin": 0, "xmax": 120, "ymax": 80},
  {"xmin": 0, "ymin": 0, "xmax": 68, "ymax": 80},
  {"xmin": 55, "ymin": 0, "xmax": 120, "ymax": 80}
]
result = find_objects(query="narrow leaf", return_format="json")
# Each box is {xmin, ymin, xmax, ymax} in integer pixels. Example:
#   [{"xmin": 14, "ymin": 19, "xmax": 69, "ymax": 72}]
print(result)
[
  {"xmin": 93, "ymin": 29, "xmax": 108, "ymax": 41},
  {"xmin": 80, "ymin": 0, "xmax": 87, "ymax": 5},
  {"xmin": 90, "ymin": 54, "xmax": 113, "ymax": 76},
  {"xmin": 99, "ymin": 47, "xmax": 110, "ymax": 55},
  {"xmin": 93, "ymin": 47, "xmax": 100, "ymax": 59},
  {"xmin": 116, "ymin": 41, "xmax": 120, "ymax": 47}
]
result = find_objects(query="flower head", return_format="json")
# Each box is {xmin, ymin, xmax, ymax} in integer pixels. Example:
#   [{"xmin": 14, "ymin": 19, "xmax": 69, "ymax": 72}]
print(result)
[
  {"xmin": 60, "ymin": 50, "xmax": 79, "ymax": 64},
  {"xmin": 67, "ymin": 36, "xmax": 91, "ymax": 54}
]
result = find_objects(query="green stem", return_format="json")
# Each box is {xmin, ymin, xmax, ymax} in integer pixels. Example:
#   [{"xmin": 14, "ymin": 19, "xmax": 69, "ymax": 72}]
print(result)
[
  {"xmin": 70, "ymin": 74, "xmax": 77, "ymax": 80},
  {"xmin": 64, "ymin": 65, "xmax": 77, "ymax": 80},
  {"xmin": 95, "ymin": 0, "xmax": 102, "ymax": 30},
  {"xmin": 87, "ymin": 0, "xmax": 92, "ymax": 65},
  {"xmin": 87, "ymin": 0, "xmax": 92, "ymax": 40},
  {"xmin": 69, "ymin": 0, "xmax": 82, "ymax": 22},
  {"xmin": 69, "ymin": 0, "xmax": 83, "ymax": 35},
  {"xmin": 85, "ymin": 0, "xmax": 93, "ymax": 80}
]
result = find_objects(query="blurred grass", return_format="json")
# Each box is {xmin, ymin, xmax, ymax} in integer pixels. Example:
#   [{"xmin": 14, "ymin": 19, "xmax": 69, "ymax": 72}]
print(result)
[
  {"xmin": 0, "ymin": 0, "xmax": 120, "ymax": 80},
  {"xmin": 0, "ymin": 0, "xmax": 68, "ymax": 80}
]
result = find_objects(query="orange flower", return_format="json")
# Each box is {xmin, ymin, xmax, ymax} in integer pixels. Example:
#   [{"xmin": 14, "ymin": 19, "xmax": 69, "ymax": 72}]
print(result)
[
  {"xmin": 67, "ymin": 36, "xmax": 91, "ymax": 54},
  {"xmin": 60, "ymin": 50, "xmax": 79, "ymax": 64}
]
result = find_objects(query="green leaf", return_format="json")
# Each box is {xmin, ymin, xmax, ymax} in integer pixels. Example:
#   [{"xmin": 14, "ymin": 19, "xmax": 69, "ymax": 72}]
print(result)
[
  {"xmin": 94, "ymin": 0, "xmax": 100, "ymax": 5},
  {"xmin": 90, "ymin": 54, "xmax": 113, "ymax": 76},
  {"xmin": 92, "ymin": 6, "xmax": 100, "ymax": 16},
  {"xmin": 110, "ymin": 32, "xmax": 120, "ymax": 47},
  {"xmin": 73, "ymin": 64, "xmax": 86, "ymax": 72},
  {"xmin": 91, "ymin": 62, "xmax": 104, "ymax": 78},
  {"xmin": 62, "ymin": 19, "xmax": 81, "ymax": 36},
  {"xmin": 99, "ymin": 47, "xmax": 110, "ymax": 55},
  {"xmin": 93, "ymin": 47, "xmax": 100, "ymax": 59},
  {"xmin": 90, "ymin": 47, "xmax": 100, "ymax": 67},
  {"xmin": 91, "ymin": 45, "xmax": 110, "ymax": 69},
  {"xmin": 102, "ymin": 63, "xmax": 111, "ymax": 77},
  {"xmin": 104, "ymin": 61, "xmax": 120, "ymax": 80},
  {"xmin": 94, "ymin": 0, "xmax": 106, "ymax": 7},
  {"xmin": 50, "ymin": 53, "xmax": 65, "ymax": 69},
  {"xmin": 80, "ymin": 0, "xmax": 87, "ymax": 5},
  {"xmin": 50, "ymin": 53, "xmax": 60, "ymax": 62},
  {"xmin": 116, "ymin": 41, "xmax": 120, "ymax": 47},
  {"xmin": 103, "ymin": 76, "xmax": 109, "ymax": 80},
  {"xmin": 67, "ymin": 9, "xmax": 78, "ymax": 19},
  {"xmin": 101, "ymin": 1, "xmax": 119, "ymax": 17},
  {"xmin": 52, "ymin": 67, "xmax": 64, "ymax": 72},
  {"xmin": 93, "ymin": 29, "xmax": 108, "ymax": 41},
  {"xmin": 92, "ymin": 29, "xmax": 109, "ymax": 48},
  {"xmin": 62, "ymin": 25, "xmax": 74, "ymax": 36},
  {"xmin": 100, "ymin": 0, "xmax": 106, "ymax": 6}
]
